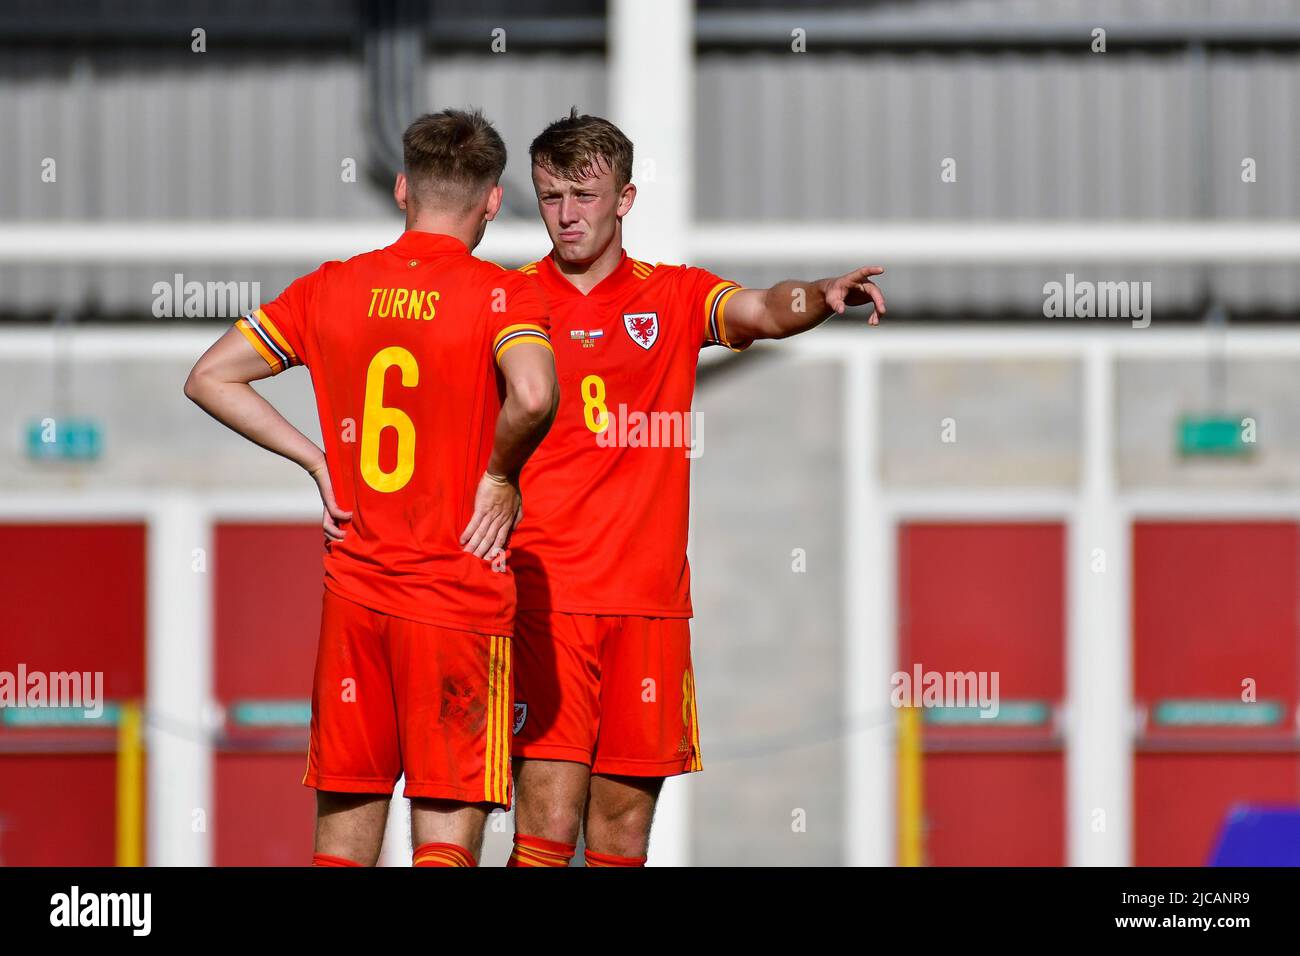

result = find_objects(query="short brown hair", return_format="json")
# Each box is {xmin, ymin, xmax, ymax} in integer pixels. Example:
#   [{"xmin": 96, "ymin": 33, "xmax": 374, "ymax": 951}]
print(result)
[
  {"xmin": 529, "ymin": 108, "xmax": 634, "ymax": 188},
  {"xmin": 402, "ymin": 109, "xmax": 507, "ymax": 212}
]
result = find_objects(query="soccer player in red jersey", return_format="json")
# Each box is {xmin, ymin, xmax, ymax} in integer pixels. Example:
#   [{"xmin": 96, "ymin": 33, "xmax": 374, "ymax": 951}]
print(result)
[
  {"xmin": 505, "ymin": 111, "xmax": 886, "ymax": 867},
  {"xmin": 184, "ymin": 110, "xmax": 558, "ymax": 867}
]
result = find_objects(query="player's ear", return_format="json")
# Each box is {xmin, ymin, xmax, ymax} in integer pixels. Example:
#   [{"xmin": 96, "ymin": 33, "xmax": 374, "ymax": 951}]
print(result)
[
  {"xmin": 394, "ymin": 173, "xmax": 408, "ymax": 211},
  {"xmin": 616, "ymin": 181, "xmax": 636, "ymax": 218},
  {"xmin": 484, "ymin": 183, "xmax": 504, "ymax": 222}
]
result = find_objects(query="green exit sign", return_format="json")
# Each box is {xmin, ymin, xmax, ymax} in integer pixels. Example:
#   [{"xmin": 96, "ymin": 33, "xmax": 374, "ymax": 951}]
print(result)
[
  {"xmin": 1178, "ymin": 415, "xmax": 1252, "ymax": 458},
  {"xmin": 1152, "ymin": 699, "xmax": 1284, "ymax": 727},
  {"xmin": 25, "ymin": 417, "xmax": 103, "ymax": 461},
  {"xmin": 1, "ymin": 704, "xmax": 121, "ymax": 727},
  {"xmin": 922, "ymin": 700, "xmax": 1051, "ymax": 726},
  {"xmin": 230, "ymin": 699, "xmax": 311, "ymax": 728}
]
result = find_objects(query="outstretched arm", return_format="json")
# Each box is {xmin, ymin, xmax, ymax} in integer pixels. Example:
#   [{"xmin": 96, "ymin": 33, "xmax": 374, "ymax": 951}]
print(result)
[
  {"xmin": 184, "ymin": 327, "xmax": 351, "ymax": 540},
  {"xmin": 719, "ymin": 266, "xmax": 886, "ymax": 346}
]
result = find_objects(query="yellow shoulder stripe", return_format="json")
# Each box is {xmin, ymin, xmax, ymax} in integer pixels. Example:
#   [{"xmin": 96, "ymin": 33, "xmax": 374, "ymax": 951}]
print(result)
[
  {"xmin": 255, "ymin": 309, "xmax": 298, "ymax": 362},
  {"xmin": 235, "ymin": 319, "xmax": 283, "ymax": 372},
  {"xmin": 493, "ymin": 323, "xmax": 549, "ymax": 349}
]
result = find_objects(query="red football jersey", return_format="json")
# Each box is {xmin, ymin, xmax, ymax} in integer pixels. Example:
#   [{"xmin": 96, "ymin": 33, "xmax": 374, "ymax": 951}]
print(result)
[
  {"xmin": 509, "ymin": 250, "xmax": 746, "ymax": 617},
  {"xmin": 235, "ymin": 230, "xmax": 551, "ymax": 635}
]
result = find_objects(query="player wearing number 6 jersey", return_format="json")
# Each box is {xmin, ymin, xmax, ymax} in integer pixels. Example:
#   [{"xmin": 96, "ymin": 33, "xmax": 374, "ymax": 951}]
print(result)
[
  {"xmin": 184, "ymin": 110, "xmax": 558, "ymax": 868},
  {"xmin": 506, "ymin": 110, "xmax": 886, "ymax": 867}
]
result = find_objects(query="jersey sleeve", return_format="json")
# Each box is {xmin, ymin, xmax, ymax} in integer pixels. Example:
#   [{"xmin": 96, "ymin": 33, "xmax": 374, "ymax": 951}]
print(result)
[
  {"xmin": 685, "ymin": 266, "xmax": 749, "ymax": 352},
  {"xmin": 234, "ymin": 266, "xmax": 322, "ymax": 374},
  {"xmin": 490, "ymin": 272, "xmax": 552, "ymax": 367}
]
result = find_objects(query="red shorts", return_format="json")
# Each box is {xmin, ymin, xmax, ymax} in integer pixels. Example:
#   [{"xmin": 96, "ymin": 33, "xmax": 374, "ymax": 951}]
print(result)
[
  {"xmin": 511, "ymin": 610, "xmax": 703, "ymax": 777},
  {"xmin": 303, "ymin": 587, "xmax": 513, "ymax": 806}
]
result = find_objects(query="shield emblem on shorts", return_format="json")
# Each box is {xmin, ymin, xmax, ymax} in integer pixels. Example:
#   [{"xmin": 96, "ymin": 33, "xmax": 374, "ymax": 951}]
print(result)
[
  {"xmin": 513, "ymin": 702, "xmax": 528, "ymax": 735},
  {"xmin": 623, "ymin": 312, "xmax": 659, "ymax": 350}
]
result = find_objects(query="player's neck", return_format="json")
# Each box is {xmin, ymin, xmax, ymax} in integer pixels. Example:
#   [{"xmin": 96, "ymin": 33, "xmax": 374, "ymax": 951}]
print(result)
[
  {"xmin": 403, "ymin": 212, "xmax": 482, "ymax": 252},
  {"xmin": 551, "ymin": 234, "xmax": 625, "ymax": 295}
]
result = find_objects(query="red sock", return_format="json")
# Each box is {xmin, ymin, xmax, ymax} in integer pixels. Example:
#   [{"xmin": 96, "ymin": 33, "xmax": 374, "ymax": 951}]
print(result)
[
  {"xmin": 312, "ymin": 852, "xmax": 363, "ymax": 867},
  {"xmin": 508, "ymin": 833, "xmax": 576, "ymax": 867},
  {"xmin": 584, "ymin": 848, "xmax": 647, "ymax": 867},
  {"xmin": 412, "ymin": 841, "xmax": 476, "ymax": 867}
]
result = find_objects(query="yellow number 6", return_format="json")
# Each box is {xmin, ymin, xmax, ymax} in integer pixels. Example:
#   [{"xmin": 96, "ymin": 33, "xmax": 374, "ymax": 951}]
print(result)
[{"xmin": 360, "ymin": 346, "xmax": 418, "ymax": 492}]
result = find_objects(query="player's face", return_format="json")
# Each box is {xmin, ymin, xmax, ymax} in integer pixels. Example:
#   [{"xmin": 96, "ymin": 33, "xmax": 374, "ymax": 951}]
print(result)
[{"xmin": 532, "ymin": 160, "xmax": 634, "ymax": 266}]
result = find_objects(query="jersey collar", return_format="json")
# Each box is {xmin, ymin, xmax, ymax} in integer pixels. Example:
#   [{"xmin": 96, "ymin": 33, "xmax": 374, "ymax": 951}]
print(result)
[
  {"xmin": 538, "ymin": 248, "xmax": 638, "ymax": 299},
  {"xmin": 387, "ymin": 230, "xmax": 469, "ymax": 259}
]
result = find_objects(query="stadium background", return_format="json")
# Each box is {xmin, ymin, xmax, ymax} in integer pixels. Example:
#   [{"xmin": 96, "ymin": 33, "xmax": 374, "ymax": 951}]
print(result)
[{"xmin": 3, "ymin": 0, "xmax": 1300, "ymax": 866}]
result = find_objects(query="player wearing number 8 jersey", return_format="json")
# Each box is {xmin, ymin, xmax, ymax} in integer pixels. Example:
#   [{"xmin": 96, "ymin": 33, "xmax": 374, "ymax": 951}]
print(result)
[
  {"xmin": 185, "ymin": 110, "xmax": 558, "ymax": 867},
  {"xmin": 506, "ymin": 110, "xmax": 886, "ymax": 867}
]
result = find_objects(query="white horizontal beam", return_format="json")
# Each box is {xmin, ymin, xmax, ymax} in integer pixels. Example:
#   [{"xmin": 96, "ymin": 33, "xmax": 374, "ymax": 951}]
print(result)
[
  {"xmin": 0, "ymin": 221, "xmax": 550, "ymax": 265},
  {"xmin": 0, "ymin": 495, "xmax": 157, "ymax": 519},
  {"xmin": 0, "ymin": 492, "xmax": 319, "ymax": 521},
  {"xmin": 4, "ymin": 490, "xmax": 1296, "ymax": 521},
  {"xmin": 692, "ymin": 222, "xmax": 1300, "ymax": 265},
  {"xmin": 8, "ymin": 324, "xmax": 1300, "ymax": 361},
  {"xmin": 1121, "ymin": 495, "xmax": 1300, "ymax": 517},
  {"xmin": 1, "ymin": 221, "xmax": 1296, "ymax": 265},
  {"xmin": 782, "ymin": 326, "xmax": 1300, "ymax": 359},
  {"xmin": 883, "ymin": 492, "xmax": 1077, "ymax": 518}
]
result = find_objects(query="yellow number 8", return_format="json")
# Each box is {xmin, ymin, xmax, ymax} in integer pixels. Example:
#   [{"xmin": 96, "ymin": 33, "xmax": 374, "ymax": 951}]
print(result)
[
  {"xmin": 360, "ymin": 346, "xmax": 418, "ymax": 493},
  {"xmin": 582, "ymin": 373, "xmax": 609, "ymax": 434}
]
